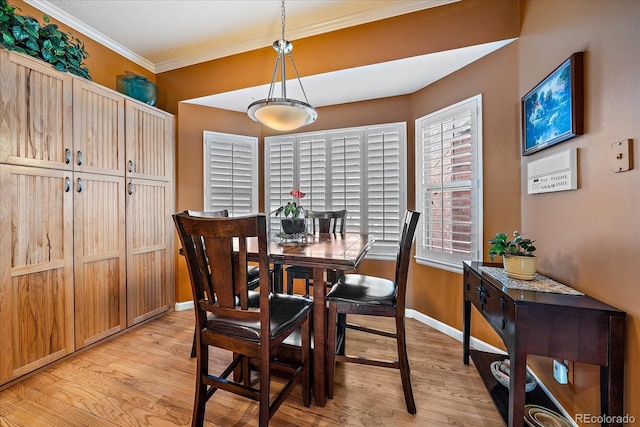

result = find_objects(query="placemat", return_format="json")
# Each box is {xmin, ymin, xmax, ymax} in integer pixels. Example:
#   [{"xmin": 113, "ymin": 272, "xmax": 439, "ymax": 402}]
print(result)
[{"xmin": 480, "ymin": 266, "xmax": 584, "ymax": 295}]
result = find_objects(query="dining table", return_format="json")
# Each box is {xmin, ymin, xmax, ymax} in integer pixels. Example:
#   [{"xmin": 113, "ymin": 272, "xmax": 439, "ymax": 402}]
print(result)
[
  {"xmin": 257, "ymin": 231, "xmax": 375, "ymax": 406},
  {"xmin": 181, "ymin": 228, "xmax": 374, "ymax": 406}
]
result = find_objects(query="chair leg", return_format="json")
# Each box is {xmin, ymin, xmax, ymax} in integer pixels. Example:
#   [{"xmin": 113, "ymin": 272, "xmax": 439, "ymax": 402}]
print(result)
[
  {"xmin": 301, "ymin": 316, "xmax": 311, "ymax": 407},
  {"xmin": 336, "ymin": 313, "xmax": 346, "ymax": 356},
  {"xmin": 192, "ymin": 346, "xmax": 208, "ymax": 427},
  {"xmin": 259, "ymin": 347, "xmax": 270, "ymax": 427},
  {"xmin": 286, "ymin": 271, "xmax": 294, "ymax": 295},
  {"xmin": 327, "ymin": 302, "xmax": 338, "ymax": 399},
  {"xmin": 396, "ymin": 315, "xmax": 416, "ymax": 414},
  {"xmin": 190, "ymin": 328, "xmax": 196, "ymax": 358},
  {"xmin": 304, "ymin": 279, "xmax": 311, "ymax": 298}
]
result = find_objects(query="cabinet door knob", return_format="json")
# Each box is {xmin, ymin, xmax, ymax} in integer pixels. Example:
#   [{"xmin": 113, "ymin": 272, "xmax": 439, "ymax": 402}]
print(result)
[
  {"xmin": 65, "ymin": 177, "xmax": 71, "ymax": 192},
  {"xmin": 128, "ymin": 182, "xmax": 134, "ymax": 195},
  {"xmin": 65, "ymin": 148, "xmax": 71, "ymax": 164},
  {"xmin": 76, "ymin": 177, "xmax": 83, "ymax": 192},
  {"xmin": 77, "ymin": 151, "xmax": 84, "ymax": 166},
  {"xmin": 128, "ymin": 160, "xmax": 134, "ymax": 173}
]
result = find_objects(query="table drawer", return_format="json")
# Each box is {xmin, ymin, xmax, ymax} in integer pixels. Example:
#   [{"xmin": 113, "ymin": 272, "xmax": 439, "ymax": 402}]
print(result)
[{"xmin": 465, "ymin": 269, "xmax": 511, "ymax": 335}]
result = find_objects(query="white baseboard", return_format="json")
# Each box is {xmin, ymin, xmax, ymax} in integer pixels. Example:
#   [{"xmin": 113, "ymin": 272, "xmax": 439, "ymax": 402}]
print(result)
[{"xmin": 175, "ymin": 300, "xmax": 194, "ymax": 311}]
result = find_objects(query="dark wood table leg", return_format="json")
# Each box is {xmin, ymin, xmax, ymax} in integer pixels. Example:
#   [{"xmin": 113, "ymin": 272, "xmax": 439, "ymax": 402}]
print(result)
[
  {"xmin": 313, "ymin": 266, "xmax": 327, "ymax": 406},
  {"xmin": 601, "ymin": 315, "xmax": 625, "ymax": 427},
  {"xmin": 508, "ymin": 349, "xmax": 527, "ymax": 427},
  {"xmin": 463, "ymin": 299, "xmax": 471, "ymax": 365}
]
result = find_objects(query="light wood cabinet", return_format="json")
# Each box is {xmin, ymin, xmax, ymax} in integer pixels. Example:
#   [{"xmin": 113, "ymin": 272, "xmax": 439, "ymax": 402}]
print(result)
[
  {"xmin": 74, "ymin": 172, "xmax": 127, "ymax": 348},
  {"xmin": 73, "ymin": 79, "xmax": 126, "ymax": 176},
  {"xmin": 126, "ymin": 178, "xmax": 174, "ymax": 326},
  {"xmin": 0, "ymin": 165, "xmax": 75, "ymax": 384},
  {"xmin": 0, "ymin": 49, "xmax": 73, "ymax": 170},
  {"xmin": 125, "ymin": 101, "xmax": 174, "ymax": 182},
  {"xmin": 0, "ymin": 50, "xmax": 175, "ymax": 386}
]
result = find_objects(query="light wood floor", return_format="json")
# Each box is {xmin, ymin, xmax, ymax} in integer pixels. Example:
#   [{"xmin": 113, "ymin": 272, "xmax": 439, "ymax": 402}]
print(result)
[{"xmin": 0, "ymin": 310, "xmax": 503, "ymax": 426}]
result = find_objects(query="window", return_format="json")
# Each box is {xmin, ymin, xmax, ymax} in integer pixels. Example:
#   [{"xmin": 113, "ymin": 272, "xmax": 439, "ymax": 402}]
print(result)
[
  {"xmin": 415, "ymin": 95, "xmax": 483, "ymax": 273},
  {"xmin": 203, "ymin": 131, "xmax": 258, "ymax": 216},
  {"xmin": 265, "ymin": 123, "xmax": 406, "ymax": 259}
]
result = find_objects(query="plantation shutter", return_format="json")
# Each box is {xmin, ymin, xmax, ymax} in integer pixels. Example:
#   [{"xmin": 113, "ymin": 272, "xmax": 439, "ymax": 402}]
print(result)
[
  {"xmin": 203, "ymin": 131, "xmax": 258, "ymax": 216},
  {"xmin": 366, "ymin": 125, "xmax": 403, "ymax": 256},
  {"xmin": 298, "ymin": 133, "xmax": 327, "ymax": 212},
  {"xmin": 265, "ymin": 137, "xmax": 296, "ymax": 234},
  {"xmin": 329, "ymin": 130, "xmax": 363, "ymax": 233},
  {"xmin": 415, "ymin": 95, "xmax": 482, "ymax": 273}
]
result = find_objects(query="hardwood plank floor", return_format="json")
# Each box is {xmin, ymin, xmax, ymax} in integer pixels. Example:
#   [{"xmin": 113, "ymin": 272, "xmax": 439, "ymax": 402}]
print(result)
[{"xmin": 0, "ymin": 310, "xmax": 503, "ymax": 426}]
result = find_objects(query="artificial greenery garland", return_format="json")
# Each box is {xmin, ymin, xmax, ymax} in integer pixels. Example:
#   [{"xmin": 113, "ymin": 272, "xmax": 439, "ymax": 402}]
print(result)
[{"xmin": 0, "ymin": 0, "xmax": 90, "ymax": 79}]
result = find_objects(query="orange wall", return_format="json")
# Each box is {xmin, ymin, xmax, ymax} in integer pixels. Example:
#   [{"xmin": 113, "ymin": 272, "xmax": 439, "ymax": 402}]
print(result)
[{"xmin": 517, "ymin": 0, "xmax": 639, "ymax": 422}]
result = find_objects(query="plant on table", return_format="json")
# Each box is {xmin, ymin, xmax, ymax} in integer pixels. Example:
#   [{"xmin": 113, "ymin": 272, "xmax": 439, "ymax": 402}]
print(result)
[
  {"xmin": 488, "ymin": 231, "xmax": 536, "ymax": 260},
  {"xmin": 272, "ymin": 189, "xmax": 306, "ymax": 218}
]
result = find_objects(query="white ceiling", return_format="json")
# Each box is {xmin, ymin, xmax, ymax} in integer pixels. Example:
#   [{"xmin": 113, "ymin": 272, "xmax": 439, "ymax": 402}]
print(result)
[{"xmin": 25, "ymin": 0, "xmax": 516, "ymax": 111}]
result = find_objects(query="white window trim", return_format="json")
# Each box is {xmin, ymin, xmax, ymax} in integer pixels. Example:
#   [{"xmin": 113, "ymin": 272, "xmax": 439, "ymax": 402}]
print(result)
[
  {"xmin": 414, "ymin": 95, "xmax": 483, "ymax": 274},
  {"xmin": 203, "ymin": 131, "xmax": 259, "ymax": 216}
]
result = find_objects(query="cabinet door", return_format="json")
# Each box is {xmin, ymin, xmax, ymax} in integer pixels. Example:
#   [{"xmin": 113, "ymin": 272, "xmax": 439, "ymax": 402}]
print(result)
[
  {"xmin": 73, "ymin": 172, "xmax": 127, "ymax": 349},
  {"xmin": 0, "ymin": 165, "xmax": 74, "ymax": 384},
  {"xmin": 125, "ymin": 101, "xmax": 174, "ymax": 181},
  {"xmin": 72, "ymin": 79, "xmax": 125, "ymax": 176},
  {"xmin": 0, "ymin": 50, "xmax": 73, "ymax": 169},
  {"xmin": 126, "ymin": 179, "xmax": 174, "ymax": 326}
]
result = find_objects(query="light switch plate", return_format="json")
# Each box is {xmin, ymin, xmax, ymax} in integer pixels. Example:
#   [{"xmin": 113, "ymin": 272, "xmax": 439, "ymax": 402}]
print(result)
[{"xmin": 611, "ymin": 139, "xmax": 631, "ymax": 173}]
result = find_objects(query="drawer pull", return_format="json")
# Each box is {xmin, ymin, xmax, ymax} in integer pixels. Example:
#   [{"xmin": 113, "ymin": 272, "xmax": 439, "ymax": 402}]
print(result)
[
  {"xmin": 475, "ymin": 285, "xmax": 487, "ymax": 305},
  {"xmin": 501, "ymin": 298, "xmax": 507, "ymax": 312},
  {"xmin": 502, "ymin": 318, "xmax": 506, "ymax": 329}
]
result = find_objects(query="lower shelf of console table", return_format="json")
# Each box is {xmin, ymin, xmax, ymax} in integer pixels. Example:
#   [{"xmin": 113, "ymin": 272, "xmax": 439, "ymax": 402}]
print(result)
[{"xmin": 469, "ymin": 349, "xmax": 561, "ymax": 424}]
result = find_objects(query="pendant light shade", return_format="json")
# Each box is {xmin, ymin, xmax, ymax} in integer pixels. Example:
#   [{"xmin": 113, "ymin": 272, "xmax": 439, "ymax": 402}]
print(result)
[{"xmin": 247, "ymin": 1, "xmax": 317, "ymax": 131}]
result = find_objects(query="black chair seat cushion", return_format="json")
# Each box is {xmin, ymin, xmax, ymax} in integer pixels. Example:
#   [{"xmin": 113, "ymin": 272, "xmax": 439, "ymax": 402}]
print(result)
[
  {"xmin": 326, "ymin": 274, "xmax": 397, "ymax": 306},
  {"xmin": 205, "ymin": 293, "xmax": 313, "ymax": 342},
  {"xmin": 247, "ymin": 265, "xmax": 260, "ymax": 289}
]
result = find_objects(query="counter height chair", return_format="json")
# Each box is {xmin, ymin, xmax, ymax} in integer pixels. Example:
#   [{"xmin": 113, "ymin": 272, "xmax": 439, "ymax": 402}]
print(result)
[
  {"xmin": 174, "ymin": 213, "xmax": 313, "ymax": 427},
  {"xmin": 285, "ymin": 209, "xmax": 347, "ymax": 297},
  {"xmin": 184, "ymin": 210, "xmax": 262, "ymax": 358},
  {"xmin": 326, "ymin": 210, "xmax": 420, "ymax": 414}
]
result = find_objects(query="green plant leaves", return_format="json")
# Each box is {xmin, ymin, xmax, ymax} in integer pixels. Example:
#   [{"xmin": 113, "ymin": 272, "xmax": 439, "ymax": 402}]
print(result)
[{"xmin": 0, "ymin": 3, "xmax": 91, "ymax": 80}]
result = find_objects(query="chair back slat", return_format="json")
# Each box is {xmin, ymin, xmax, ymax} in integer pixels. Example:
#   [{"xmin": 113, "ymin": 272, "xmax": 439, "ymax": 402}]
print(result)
[
  {"xmin": 394, "ymin": 211, "xmax": 421, "ymax": 311},
  {"xmin": 307, "ymin": 209, "xmax": 347, "ymax": 234},
  {"xmin": 174, "ymin": 213, "xmax": 268, "ymax": 323}
]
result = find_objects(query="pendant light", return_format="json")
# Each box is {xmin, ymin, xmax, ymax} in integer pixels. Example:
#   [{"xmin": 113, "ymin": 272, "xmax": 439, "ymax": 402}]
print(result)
[{"xmin": 247, "ymin": 0, "xmax": 317, "ymax": 131}]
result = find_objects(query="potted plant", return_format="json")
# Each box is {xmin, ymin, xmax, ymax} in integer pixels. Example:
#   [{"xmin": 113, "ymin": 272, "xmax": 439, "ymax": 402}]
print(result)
[
  {"xmin": 0, "ymin": 1, "xmax": 91, "ymax": 79},
  {"xmin": 488, "ymin": 231, "xmax": 537, "ymax": 280},
  {"xmin": 272, "ymin": 189, "xmax": 307, "ymax": 235}
]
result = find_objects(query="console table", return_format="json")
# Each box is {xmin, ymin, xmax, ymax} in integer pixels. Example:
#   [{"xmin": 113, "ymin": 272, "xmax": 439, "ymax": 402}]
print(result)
[{"xmin": 463, "ymin": 261, "xmax": 626, "ymax": 427}]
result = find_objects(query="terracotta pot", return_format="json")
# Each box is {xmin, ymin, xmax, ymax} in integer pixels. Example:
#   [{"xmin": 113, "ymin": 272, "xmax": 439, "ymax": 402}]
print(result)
[
  {"xmin": 503, "ymin": 255, "xmax": 537, "ymax": 280},
  {"xmin": 281, "ymin": 218, "xmax": 306, "ymax": 235}
]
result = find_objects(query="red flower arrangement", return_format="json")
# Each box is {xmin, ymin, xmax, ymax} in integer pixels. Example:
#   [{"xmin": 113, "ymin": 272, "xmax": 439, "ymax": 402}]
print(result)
[{"xmin": 272, "ymin": 189, "xmax": 306, "ymax": 218}]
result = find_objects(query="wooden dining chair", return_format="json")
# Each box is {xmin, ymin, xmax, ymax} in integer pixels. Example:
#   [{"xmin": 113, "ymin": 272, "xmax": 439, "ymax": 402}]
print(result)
[
  {"xmin": 184, "ymin": 209, "xmax": 262, "ymax": 357},
  {"xmin": 174, "ymin": 213, "xmax": 313, "ymax": 427},
  {"xmin": 326, "ymin": 210, "xmax": 420, "ymax": 414},
  {"xmin": 285, "ymin": 209, "xmax": 347, "ymax": 296}
]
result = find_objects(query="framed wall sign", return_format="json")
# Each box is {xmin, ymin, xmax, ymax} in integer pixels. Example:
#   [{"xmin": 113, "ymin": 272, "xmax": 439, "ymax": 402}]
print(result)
[{"xmin": 521, "ymin": 52, "xmax": 584, "ymax": 156}]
